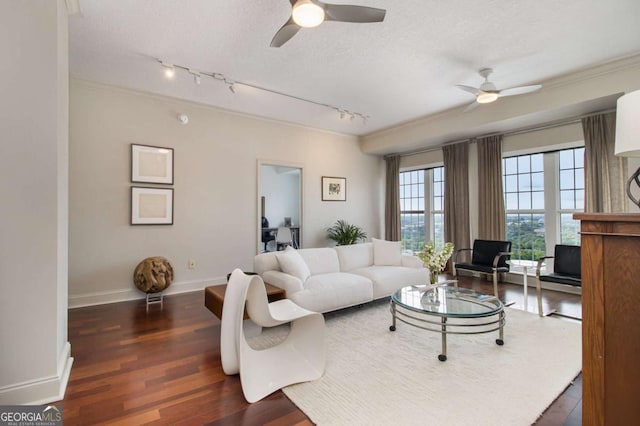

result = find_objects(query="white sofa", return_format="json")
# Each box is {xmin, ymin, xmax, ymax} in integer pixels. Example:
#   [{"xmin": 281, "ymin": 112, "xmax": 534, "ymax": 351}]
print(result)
[{"xmin": 253, "ymin": 240, "xmax": 429, "ymax": 313}]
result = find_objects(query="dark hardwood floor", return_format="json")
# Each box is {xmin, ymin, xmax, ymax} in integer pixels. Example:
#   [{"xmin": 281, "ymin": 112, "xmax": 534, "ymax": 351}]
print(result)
[{"xmin": 57, "ymin": 274, "xmax": 581, "ymax": 425}]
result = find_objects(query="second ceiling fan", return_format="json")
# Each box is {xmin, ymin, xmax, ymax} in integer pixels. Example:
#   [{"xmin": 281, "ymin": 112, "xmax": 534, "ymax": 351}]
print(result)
[
  {"xmin": 457, "ymin": 68, "xmax": 542, "ymax": 111},
  {"xmin": 271, "ymin": 0, "xmax": 386, "ymax": 47}
]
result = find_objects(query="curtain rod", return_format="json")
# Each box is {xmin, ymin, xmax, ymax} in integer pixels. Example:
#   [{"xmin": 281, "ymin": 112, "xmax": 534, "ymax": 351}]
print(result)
[{"xmin": 388, "ymin": 107, "xmax": 616, "ymax": 159}]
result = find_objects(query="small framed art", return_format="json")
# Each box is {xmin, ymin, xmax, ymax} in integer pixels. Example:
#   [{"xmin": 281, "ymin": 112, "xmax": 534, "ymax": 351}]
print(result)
[
  {"xmin": 131, "ymin": 144, "xmax": 174, "ymax": 184},
  {"xmin": 131, "ymin": 187, "xmax": 174, "ymax": 225},
  {"xmin": 322, "ymin": 176, "xmax": 346, "ymax": 201}
]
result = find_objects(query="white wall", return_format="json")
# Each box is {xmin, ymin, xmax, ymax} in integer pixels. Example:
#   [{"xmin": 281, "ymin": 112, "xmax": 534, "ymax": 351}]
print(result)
[
  {"xmin": 0, "ymin": 0, "xmax": 72, "ymax": 404},
  {"xmin": 69, "ymin": 80, "xmax": 383, "ymax": 307}
]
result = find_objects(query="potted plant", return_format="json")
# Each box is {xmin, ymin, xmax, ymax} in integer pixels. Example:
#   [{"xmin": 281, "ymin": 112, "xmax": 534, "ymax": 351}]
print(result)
[{"xmin": 327, "ymin": 220, "xmax": 367, "ymax": 246}]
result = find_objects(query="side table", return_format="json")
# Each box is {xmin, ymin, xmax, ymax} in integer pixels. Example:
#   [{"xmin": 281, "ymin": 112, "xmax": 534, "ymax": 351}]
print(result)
[
  {"xmin": 508, "ymin": 261, "xmax": 541, "ymax": 316},
  {"xmin": 205, "ymin": 281, "xmax": 286, "ymax": 320}
]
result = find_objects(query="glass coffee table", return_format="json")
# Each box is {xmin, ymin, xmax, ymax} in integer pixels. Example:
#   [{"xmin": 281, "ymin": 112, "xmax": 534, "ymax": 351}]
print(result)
[{"xmin": 390, "ymin": 281, "xmax": 505, "ymax": 361}]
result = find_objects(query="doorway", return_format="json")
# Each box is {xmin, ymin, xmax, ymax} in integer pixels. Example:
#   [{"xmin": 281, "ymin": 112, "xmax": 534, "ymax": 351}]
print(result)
[{"xmin": 257, "ymin": 161, "xmax": 303, "ymax": 254}]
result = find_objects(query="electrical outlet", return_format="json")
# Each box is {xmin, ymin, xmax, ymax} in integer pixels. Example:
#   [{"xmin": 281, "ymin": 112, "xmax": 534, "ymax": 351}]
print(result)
[{"xmin": 188, "ymin": 259, "xmax": 196, "ymax": 269}]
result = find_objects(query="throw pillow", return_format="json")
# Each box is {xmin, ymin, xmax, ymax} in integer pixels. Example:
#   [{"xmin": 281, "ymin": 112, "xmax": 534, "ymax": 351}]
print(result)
[
  {"xmin": 276, "ymin": 246, "xmax": 311, "ymax": 282},
  {"xmin": 372, "ymin": 238, "xmax": 402, "ymax": 266}
]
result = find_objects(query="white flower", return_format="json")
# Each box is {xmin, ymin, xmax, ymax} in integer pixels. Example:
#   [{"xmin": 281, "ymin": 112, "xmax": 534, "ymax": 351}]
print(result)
[{"xmin": 417, "ymin": 241, "xmax": 454, "ymax": 272}]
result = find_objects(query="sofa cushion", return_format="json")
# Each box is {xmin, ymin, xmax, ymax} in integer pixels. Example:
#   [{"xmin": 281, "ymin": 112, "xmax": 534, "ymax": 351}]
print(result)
[
  {"xmin": 335, "ymin": 243, "xmax": 373, "ymax": 271},
  {"xmin": 351, "ymin": 266, "xmax": 429, "ymax": 298},
  {"xmin": 372, "ymin": 238, "xmax": 402, "ymax": 266},
  {"xmin": 276, "ymin": 247, "xmax": 311, "ymax": 282},
  {"xmin": 298, "ymin": 248, "xmax": 341, "ymax": 275},
  {"xmin": 290, "ymin": 272, "xmax": 373, "ymax": 313}
]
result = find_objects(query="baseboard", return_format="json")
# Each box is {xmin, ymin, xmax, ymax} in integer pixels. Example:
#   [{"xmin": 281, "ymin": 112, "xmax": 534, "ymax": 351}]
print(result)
[
  {"xmin": 68, "ymin": 276, "xmax": 227, "ymax": 308},
  {"xmin": 0, "ymin": 342, "xmax": 73, "ymax": 405}
]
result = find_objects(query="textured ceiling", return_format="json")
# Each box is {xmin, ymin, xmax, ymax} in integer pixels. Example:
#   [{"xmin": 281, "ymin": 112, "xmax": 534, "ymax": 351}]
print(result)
[{"xmin": 69, "ymin": 0, "xmax": 640, "ymax": 136}]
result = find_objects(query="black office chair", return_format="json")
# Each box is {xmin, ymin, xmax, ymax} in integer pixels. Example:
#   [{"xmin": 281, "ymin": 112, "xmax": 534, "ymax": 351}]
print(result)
[
  {"xmin": 535, "ymin": 244, "xmax": 581, "ymax": 318},
  {"xmin": 261, "ymin": 217, "xmax": 275, "ymax": 252},
  {"xmin": 453, "ymin": 239, "xmax": 512, "ymax": 300}
]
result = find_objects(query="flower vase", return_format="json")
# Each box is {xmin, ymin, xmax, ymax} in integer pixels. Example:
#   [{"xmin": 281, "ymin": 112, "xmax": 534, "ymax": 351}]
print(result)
[{"xmin": 430, "ymin": 269, "xmax": 439, "ymax": 285}]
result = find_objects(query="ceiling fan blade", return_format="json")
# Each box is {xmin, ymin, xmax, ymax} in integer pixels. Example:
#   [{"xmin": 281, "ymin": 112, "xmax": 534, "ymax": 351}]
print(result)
[
  {"xmin": 270, "ymin": 18, "xmax": 301, "ymax": 47},
  {"xmin": 463, "ymin": 101, "xmax": 480, "ymax": 113},
  {"xmin": 456, "ymin": 84, "xmax": 480, "ymax": 95},
  {"xmin": 323, "ymin": 4, "xmax": 386, "ymax": 23},
  {"xmin": 498, "ymin": 84, "xmax": 542, "ymax": 97}
]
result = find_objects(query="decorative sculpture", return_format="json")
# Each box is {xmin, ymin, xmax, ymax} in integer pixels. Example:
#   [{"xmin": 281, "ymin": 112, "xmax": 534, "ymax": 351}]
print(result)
[{"xmin": 134, "ymin": 256, "xmax": 174, "ymax": 293}]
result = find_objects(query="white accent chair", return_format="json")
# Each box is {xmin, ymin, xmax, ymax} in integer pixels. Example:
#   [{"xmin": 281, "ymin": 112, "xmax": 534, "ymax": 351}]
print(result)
[
  {"xmin": 220, "ymin": 269, "xmax": 326, "ymax": 403},
  {"xmin": 275, "ymin": 226, "xmax": 295, "ymax": 250}
]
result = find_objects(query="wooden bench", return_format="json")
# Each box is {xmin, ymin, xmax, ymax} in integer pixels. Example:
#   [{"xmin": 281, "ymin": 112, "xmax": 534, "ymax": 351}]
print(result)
[{"xmin": 204, "ymin": 282, "xmax": 286, "ymax": 320}]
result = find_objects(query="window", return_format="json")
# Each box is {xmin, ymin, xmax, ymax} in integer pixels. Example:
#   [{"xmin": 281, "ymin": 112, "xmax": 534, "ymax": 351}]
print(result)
[
  {"xmin": 400, "ymin": 167, "xmax": 445, "ymax": 253},
  {"xmin": 558, "ymin": 147, "xmax": 584, "ymax": 245},
  {"xmin": 431, "ymin": 167, "xmax": 445, "ymax": 249},
  {"xmin": 399, "ymin": 170, "xmax": 424, "ymax": 254},
  {"xmin": 503, "ymin": 147, "xmax": 584, "ymax": 262},
  {"xmin": 503, "ymin": 154, "xmax": 546, "ymax": 262}
]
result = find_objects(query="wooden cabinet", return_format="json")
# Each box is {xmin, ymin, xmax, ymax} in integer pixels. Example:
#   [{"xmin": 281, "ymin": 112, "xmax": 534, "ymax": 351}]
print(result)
[{"xmin": 575, "ymin": 213, "xmax": 640, "ymax": 425}]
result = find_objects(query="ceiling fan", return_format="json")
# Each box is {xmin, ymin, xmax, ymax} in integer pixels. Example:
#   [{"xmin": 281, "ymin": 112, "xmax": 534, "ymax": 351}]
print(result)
[
  {"xmin": 457, "ymin": 68, "xmax": 542, "ymax": 111},
  {"xmin": 271, "ymin": 0, "xmax": 386, "ymax": 47}
]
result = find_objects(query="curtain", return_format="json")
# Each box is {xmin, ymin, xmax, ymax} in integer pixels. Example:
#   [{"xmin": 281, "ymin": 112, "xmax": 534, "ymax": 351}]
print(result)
[
  {"xmin": 443, "ymin": 141, "xmax": 470, "ymax": 261},
  {"xmin": 583, "ymin": 112, "xmax": 628, "ymax": 213},
  {"xmin": 477, "ymin": 135, "xmax": 506, "ymax": 240},
  {"xmin": 385, "ymin": 155, "xmax": 401, "ymax": 241}
]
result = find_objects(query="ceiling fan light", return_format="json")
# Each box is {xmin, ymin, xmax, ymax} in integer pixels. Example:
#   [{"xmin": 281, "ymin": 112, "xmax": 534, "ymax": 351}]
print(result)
[
  {"xmin": 292, "ymin": 0, "xmax": 325, "ymax": 28},
  {"xmin": 477, "ymin": 91, "xmax": 498, "ymax": 104}
]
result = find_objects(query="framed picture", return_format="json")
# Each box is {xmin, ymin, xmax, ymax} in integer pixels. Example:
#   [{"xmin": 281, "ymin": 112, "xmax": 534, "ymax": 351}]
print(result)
[
  {"xmin": 322, "ymin": 176, "xmax": 346, "ymax": 201},
  {"xmin": 131, "ymin": 187, "xmax": 173, "ymax": 225},
  {"xmin": 131, "ymin": 144, "xmax": 174, "ymax": 184}
]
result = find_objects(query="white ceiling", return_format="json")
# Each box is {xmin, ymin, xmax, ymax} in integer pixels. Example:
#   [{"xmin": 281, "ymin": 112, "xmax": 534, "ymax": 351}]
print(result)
[{"xmin": 69, "ymin": 0, "xmax": 640, "ymax": 138}]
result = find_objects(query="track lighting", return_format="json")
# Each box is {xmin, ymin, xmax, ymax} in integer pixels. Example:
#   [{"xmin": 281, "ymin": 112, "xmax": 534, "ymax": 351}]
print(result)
[
  {"xmin": 189, "ymin": 69, "xmax": 201, "ymax": 85},
  {"xmin": 161, "ymin": 62, "xmax": 175, "ymax": 79},
  {"xmin": 157, "ymin": 58, "xmax": 369, "ymax": 125}
]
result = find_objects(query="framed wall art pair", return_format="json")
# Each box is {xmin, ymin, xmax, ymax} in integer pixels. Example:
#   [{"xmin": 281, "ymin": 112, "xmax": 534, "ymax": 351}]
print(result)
[{"xmin": 130, "ymin": 144, "xmax": 174, "ymax": 225}]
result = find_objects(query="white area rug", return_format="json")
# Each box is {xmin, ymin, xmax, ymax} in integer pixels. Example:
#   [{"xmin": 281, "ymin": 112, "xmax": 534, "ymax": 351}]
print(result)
[{"xmin": 280, "ymin": 301, "xmax": 581, "ymax": 426}]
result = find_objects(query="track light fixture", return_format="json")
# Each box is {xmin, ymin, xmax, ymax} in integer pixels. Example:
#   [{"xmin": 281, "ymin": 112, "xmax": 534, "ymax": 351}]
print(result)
[
  {"xmin": 156, "ymin": 58, "xmax": 369, "ymax": 124},
  {"xmin": 161, "ymin": 62, "xmax": 175, "ymax": 79},
  {"xmin": 334, "ymin": 108, "xmax": 369, "ymax": 124},
  {"xmin": 189, "ymin": 69, "xmax": 201, "ymax": 85}
]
